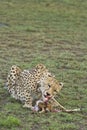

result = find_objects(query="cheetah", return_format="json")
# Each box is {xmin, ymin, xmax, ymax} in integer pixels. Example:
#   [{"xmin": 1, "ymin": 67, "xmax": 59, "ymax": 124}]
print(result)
[{"xmin": 6, "ymin": 64, "xmax": 64, "ymax": 110}]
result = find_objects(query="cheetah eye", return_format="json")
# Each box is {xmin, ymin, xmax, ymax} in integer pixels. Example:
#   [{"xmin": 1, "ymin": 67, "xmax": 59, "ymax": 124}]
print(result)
[
  {"xmin": 48, "ymin": 74, "xmax": 51, "ymax": 77},
  {"xmin": 48, "ymin": 84, "xmax": 51, "ymax": 88},
  {"xmin": 59, "ymin": 82, "xmax": 63, "ymax": 87}
]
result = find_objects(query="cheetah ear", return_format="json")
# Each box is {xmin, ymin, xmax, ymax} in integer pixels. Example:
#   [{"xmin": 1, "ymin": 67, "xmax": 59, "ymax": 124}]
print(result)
[
  {"xmin": 59, "ymin": 82, "xmax": 63, "ymax": 87},
  {"xmin": 48, "ymin": 73, "xmax": 55, "ymax": 78}
]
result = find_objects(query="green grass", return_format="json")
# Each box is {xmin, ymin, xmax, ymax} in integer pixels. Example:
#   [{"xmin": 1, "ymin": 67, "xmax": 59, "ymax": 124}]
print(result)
[
  {"xmin": 0, "ymin": 0, "xmax": 87, "ymax": 130},
  {"xmin": 0, "ymin": 115, "xmax": 21, "ymax": 128}
]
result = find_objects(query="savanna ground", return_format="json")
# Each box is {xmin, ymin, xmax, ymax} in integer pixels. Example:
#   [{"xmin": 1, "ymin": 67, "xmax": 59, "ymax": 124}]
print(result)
[{"xmin": 0, "ymin": 0, "xmax": 87, "ymax": 130}]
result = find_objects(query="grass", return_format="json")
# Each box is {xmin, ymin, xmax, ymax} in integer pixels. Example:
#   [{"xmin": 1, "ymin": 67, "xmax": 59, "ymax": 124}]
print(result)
[
  {"xmin": 0, "ymin": 115, "xmax": 21, "ymax": 128},
  {"xmin": 0, "ymin": 0, "xmax": 87, "ymax": 130}
]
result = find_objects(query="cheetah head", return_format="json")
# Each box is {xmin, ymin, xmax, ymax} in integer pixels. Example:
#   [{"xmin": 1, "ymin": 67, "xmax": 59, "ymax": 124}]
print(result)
[{"xmin": 38, "ymin": 76, "xmax": 63, "ymax": 99}]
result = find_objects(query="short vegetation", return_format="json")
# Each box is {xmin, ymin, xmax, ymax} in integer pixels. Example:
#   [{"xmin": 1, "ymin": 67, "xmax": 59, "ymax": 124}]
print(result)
[{"xmin": 0, "ymin": 0, "xmax": 87, "ymax": 130}]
